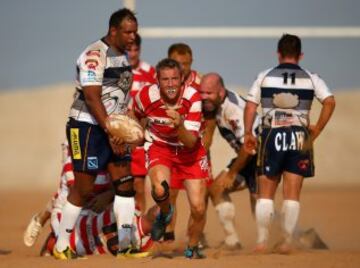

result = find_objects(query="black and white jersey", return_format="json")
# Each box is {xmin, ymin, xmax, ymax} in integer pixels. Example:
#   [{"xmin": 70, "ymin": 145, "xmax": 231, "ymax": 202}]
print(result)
[
  {"xmin": 216, "ymin": 90, "xmax": 260, "ymax": 152},
  {"xmin": 247, "ymin": 63, "xmax": 333, "ymax": 128},
  {"xmin": 69, "ymin": 38, "xmax": 132, "ymax": 125}
]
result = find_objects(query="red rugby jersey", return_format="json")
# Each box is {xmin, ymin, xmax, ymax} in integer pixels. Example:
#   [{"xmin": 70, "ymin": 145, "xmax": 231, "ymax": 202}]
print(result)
[
  {"xmin": 130, "ymin": 61, "xmax": 156, "ymax": 99},
  {"xmin": 133, "ymin": 84, "xmax": 202, "ymax": 148},
  {"xmin": 184, "ymin": 70, "xmax": 202, "ymax": 91}
]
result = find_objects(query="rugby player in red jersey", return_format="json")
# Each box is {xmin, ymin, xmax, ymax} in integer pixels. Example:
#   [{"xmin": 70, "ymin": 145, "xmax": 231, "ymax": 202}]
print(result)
[{"xmin": 133, "ymin": 58, "xmax": 208, "ymax": 259}]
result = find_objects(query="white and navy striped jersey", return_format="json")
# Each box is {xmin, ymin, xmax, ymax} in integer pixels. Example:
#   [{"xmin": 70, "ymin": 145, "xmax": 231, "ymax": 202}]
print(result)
[
  {"xmin": 216, "ymin": 89, "xmax": 260, "ymax": 152},
  {"xmin": 247, "ymin": 63, "xmax": 333, "ymax": 128},
  {"xmin": 69, "ymin": 38, "xmax": 132, "ymax": 124}
]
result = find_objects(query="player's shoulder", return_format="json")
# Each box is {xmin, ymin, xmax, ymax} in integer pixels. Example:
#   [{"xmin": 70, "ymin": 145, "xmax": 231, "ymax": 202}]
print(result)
[
  {"xmin": 81, "ymin": 39, "xmax": 107, "ymax": 56},
  {"xmin": 301, "ymin": 68, "xmax": 323, "ymax": 81},
  {"xmin": 139, "ymin": 61, "xmax": 155, "ymax": 73},
  {"xmin": 137, "ymin": 84, "xmax": 160, "ymax": 105},
  {"xmin": 223, "ymin": 90, "xmax": 246, "ymax": 115},
  {"xmin": 77, "ymin": 40, "xmax": 107, "ymax": 68},
  {"xmin": 193, "ymin": 70, "xmax": 203, "ymax": 83},
  {"xmin": 259, "ymin": 67, "xmax": 276, "ymax": 79},
  {"xmin": 183, "ymin": 85, "xmax": 201, "ymax": 101}
]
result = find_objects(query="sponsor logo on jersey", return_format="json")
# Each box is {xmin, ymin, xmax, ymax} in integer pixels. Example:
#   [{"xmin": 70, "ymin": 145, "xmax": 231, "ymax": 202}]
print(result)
[
  {"xmin": 81, "ymin": 70, "xmax": 97, "ymax": 84},
  {"xmin": 87, "ymin": 156, "xmax": 99, "ymax": 170},
  {"xmin": 274, "ymin": 130, "xmax": 305, "ymax": 152},
  {"xmin": 273, "ymin": 111, "xmax": 295, "ymax": 127},
  {"xmin": 70, "ymin": 128, "xmax": 82, "ymax": 159},
  {"xmin": 86, "ymin": 49, "xmax": 101, "ymax": 58},
  {"xmin": 85, "ymin": 59, "xmax": 99, "ymax": 70}
]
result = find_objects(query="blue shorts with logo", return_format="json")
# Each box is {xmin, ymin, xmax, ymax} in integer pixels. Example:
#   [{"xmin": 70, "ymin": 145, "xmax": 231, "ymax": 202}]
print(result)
[
  {"xmin": 227, "ymin": 155, "xmax": 257, "ymax": 193},
  {"xmin": 257, "ymin": 126, "xmax": 314, "ymax": 178},
  {"xmin": 66, "ymin": 118, "xmax": 130, "ymax": 174}
]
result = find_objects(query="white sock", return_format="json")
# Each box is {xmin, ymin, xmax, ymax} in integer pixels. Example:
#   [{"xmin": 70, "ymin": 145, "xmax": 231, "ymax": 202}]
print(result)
[
  {"xmin": 55, "ymin": 201, "xmax": 82, "ymax": 252},
  {"xmin": 113, "ymin": 195, "xmax": 135, "ymax": 250},
  {"xmin": 215, "ymin": 201, "xmax": 240, "ymax": 246},
  {"xmin": 255, "ymin": 198, "xmax": 274, "ymax": 244},
  {"xmin": 281, "ymin": 200, "xmax": 300, "ymax": 243}
]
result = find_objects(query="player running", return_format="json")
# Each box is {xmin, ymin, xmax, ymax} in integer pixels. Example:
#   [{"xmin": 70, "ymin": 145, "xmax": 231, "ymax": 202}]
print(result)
[{"xmin": 133, "ymin": 58, "xmax": 208, "ymax": 259}]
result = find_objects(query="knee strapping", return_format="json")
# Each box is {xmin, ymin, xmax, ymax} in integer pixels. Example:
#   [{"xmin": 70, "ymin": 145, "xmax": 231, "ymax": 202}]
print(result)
[
  {"xmin": 113, "ymin": 175, "xmax": 135, "ymax": 197},
  {"xmin": 151, "ymin": 180, "xmax": 169, "ymax": 203}
]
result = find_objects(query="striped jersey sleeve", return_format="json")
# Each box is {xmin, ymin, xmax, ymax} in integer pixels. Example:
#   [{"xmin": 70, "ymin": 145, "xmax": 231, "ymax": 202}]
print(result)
[{"xmin": 182, "ymin": 86, "xmax": 202, "ymax": 136}]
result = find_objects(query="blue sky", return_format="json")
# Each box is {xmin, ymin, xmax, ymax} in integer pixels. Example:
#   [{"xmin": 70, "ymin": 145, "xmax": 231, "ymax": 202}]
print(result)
[{"xmin": 0, "ymin": 0, "xmax": 359, "ymax": 90}]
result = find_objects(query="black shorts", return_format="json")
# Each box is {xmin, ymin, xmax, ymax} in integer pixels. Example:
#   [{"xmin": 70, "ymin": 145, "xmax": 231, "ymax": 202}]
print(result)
[
  {"xmin": 66, "ymin": 118, "xmax": 130, "ymax": 174},
  {"xmin": 227, "ymin": 156, "xmax": 257, "ymax": 193},
  {"xmin": 257, "ymin": 126, "xmax": 314, "ymax": 178}
]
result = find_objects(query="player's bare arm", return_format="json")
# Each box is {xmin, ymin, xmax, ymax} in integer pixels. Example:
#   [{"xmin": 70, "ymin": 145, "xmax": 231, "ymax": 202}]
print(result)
[
  {"xmin": 221, "ymin": 146, "xmax": 252, "ymax": 188},
  {"xmin": 166, "ymin": 109, "xmax": 198, "ymax": 148},
  {"xmin": 202, "ymin": 119, "xmax": 217, "ymax": 152},
  {"xmin": 309, "ymin": 96, "xmax": 336, "ymax": 141},
  {"xmin": 244, "ymin": 101, "xmax": 258, "ymax": 155}
]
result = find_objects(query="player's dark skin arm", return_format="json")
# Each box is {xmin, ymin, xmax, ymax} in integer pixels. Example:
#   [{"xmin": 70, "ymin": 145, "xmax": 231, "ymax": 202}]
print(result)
[{"xmin": 83, "ymin": 86, "xmax": 122, "ymax": 153}]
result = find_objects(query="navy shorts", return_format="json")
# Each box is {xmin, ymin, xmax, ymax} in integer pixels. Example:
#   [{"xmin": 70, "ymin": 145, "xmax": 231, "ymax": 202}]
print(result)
[
  {"xmin": 227, "ymin": 155, "xmax": 257, "ymax": 193},
  {"xmin": 66, "ymin": 118, "xmax": 130, "ymax": 174},
  {"xmin": 257, "ymin": 126, "xmax": 314, "ymax": 178}
]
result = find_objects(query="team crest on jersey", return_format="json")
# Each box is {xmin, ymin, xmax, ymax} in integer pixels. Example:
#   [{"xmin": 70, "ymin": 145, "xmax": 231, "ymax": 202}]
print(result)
[{"xmin": 118, "ymin": 70, "xmax": 132, "ymax": 94}]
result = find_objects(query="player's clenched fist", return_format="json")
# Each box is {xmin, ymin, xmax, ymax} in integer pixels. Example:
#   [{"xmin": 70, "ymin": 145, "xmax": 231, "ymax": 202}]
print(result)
[
  {"xmin": 166, "ymin": 109, "xmax": 183, "ymax": 128},
  {"xmin": 244, "ymin": 133, "xmax": 257, "ymax": 155}
]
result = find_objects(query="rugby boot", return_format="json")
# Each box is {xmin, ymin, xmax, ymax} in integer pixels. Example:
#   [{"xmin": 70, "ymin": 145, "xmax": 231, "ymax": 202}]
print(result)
[
  {"xmin": 184, "ymin": 245, "xmax": 206, "ymax": 259},
  {"xmin": 117, "ymin": 247, "xmax": 151, "ymax": 259},
  {"xmin": 24, "ymin": 214, "xmax": 42, "ymax": 247},
  {"xmin": 151, "ymin": 205, "xmax": 174, "ymax": 241},
  {"xmin": 53, "ymin": 246, "xmax": 78, "ymax": 260}
]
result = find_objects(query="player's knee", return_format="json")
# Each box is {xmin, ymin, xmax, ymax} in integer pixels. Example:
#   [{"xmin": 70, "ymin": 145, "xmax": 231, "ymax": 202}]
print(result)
[
  {"xmin": 190, "ymin": 202, "xmax": 206, "ymax": 219},
  {"xmin": 113, "ymin": 175, "xmax": 135, "ymax": 197},
  {"xmin": 151, "ymin": 180, "xmax": 169, "ymax": 203}
]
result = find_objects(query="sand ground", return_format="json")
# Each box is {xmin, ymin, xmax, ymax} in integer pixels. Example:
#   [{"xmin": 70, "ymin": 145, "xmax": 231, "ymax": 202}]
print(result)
[{"xmin": 0, "ymin": 86, "xmax": 360, "ymax": 267}]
